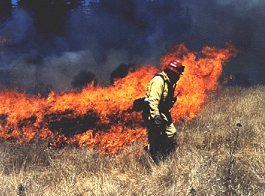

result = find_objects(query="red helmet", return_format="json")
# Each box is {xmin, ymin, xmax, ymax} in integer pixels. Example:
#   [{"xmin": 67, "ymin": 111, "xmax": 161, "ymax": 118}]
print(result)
[{"xmin": 165, "ymin": 59, "xmax": 185, "ymax": 75}]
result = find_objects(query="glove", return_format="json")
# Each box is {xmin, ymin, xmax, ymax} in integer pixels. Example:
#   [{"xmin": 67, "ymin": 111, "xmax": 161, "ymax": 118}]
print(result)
[{"xmin": 153, "ymin": 115, "xmax": 166, "ymax": 129}]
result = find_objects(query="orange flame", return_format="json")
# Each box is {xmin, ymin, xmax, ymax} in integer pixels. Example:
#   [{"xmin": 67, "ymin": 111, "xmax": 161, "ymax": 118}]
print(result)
[{"xmin": 0, "ymin": 44, "xmax": 237, "ymax": 154}]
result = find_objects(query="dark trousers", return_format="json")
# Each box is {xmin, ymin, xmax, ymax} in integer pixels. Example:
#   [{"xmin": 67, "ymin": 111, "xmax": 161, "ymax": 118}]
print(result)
[{"xmin": 147, "ymin": 123, "xmax": 177, "ymax": 163}]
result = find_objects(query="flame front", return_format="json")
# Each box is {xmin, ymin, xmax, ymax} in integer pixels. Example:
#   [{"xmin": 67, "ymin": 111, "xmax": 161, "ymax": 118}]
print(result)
[{"xmin": 0, "ymin": 44, "xmax": 237, "ymax": 154}]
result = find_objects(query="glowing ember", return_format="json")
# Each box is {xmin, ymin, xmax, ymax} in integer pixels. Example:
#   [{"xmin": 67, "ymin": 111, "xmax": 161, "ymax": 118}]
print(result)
[{"xmin": 0, "ymin": 44, "xmax": 237, "ymax": 154}]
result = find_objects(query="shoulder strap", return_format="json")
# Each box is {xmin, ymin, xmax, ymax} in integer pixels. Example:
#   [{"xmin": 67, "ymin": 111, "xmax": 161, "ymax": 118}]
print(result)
[
  {"xmin": 154, "ymin": 73, "xmax": 166, "ymax": 101},
  {"xmin": 155, "ymin": 73, "xmax": 177, "ymax": 99}
]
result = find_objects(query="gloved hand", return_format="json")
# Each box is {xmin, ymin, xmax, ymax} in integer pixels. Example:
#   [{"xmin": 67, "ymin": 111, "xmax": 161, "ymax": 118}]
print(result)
[{"xmin": 153, "ymin": 115, "xmax": 166, "ymax": 129}]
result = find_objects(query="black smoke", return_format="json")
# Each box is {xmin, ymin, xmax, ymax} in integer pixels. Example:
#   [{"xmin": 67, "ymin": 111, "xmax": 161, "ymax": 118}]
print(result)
[
  {"xmin": 110, "ymin": 63, "xmax": 137, "ymax": 84},
  {"xmin": 0, "ymin": 0, "xmax": 12, "ymax": 23},
  {"xmin": 180, "ymin": 0, "xmax": 265, "ymax": 84},
  {"xmin": 71, "ymin": 69, "xmax": 97, "ymax": 89},
  {"xmin": 0, "ymin": 0, "xmax": 264, "ymax": 94}
]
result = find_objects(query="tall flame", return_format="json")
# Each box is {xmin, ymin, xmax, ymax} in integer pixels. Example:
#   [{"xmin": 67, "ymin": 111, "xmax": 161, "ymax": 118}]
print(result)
[{"xmin": 0, "ymin": 44, "xmax": 237, "ymax": 154}]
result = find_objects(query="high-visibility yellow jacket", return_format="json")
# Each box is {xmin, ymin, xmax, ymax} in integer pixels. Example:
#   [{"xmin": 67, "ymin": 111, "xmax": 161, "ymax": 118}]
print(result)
[{"xmin": 145, "ymin": 71, "xmax": 176, "ymax": 122}]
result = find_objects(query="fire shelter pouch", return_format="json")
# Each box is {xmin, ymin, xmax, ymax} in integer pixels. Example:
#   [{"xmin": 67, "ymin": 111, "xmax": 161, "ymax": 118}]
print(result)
[{"xmin": 132, "ymin": 97, "xmax": 149, "ymax": 112}]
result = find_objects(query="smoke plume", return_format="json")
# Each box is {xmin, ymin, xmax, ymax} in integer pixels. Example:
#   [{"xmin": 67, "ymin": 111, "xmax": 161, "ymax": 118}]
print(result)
[{"xmin": 0, "ymin": 0, "xmax": 264, "ymax": 94}]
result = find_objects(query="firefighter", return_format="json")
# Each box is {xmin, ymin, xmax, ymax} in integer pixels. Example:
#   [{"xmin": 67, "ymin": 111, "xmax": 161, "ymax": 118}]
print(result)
[{"xmin": 143, "ymin": 59, "xmax": 185, "ymax": 163}]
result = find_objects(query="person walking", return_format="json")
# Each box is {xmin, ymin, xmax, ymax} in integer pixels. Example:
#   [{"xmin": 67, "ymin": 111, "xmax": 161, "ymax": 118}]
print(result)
[{"xmin": 143, "ymin": 59, "xmax": 185, "ymax": 162}]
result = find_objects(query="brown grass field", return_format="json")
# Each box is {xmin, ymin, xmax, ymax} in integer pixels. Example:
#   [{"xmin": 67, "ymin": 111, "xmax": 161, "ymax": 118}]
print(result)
[{"xmin": 0, "ymin": 86, "xmax": 264, "ymax": 195}]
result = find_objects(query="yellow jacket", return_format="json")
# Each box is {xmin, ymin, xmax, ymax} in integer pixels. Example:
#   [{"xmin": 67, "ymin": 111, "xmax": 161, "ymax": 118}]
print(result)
[{"xmin": 145, "ymin": 71, "xmax": 176, "ymax": 122}]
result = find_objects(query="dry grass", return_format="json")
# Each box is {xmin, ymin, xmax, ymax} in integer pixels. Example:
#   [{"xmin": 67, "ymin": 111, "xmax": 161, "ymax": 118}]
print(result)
[{"xmin": 0, "ymin": 85, "xmax": 264, "ymax": 195}]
